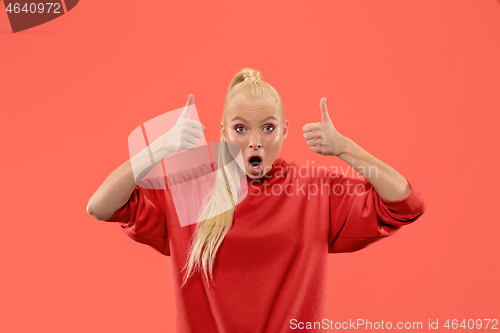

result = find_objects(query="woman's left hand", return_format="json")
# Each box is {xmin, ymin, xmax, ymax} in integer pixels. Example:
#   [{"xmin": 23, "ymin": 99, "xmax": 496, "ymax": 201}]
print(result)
[{"xmin": 302, "ymin": 97, "xmax": 349, "ymax": 157}]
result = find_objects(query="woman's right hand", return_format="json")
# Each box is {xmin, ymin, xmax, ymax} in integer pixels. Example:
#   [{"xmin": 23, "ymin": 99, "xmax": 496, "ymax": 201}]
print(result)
[{"xmin": 158, "ymin": 94, "xmax": 205, "ymax": 154}]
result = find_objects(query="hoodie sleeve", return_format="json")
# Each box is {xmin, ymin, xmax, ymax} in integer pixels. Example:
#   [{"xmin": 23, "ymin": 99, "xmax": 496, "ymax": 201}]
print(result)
[
  {"xmin": 104, "ymin": 177, "xmax": 170, "ymax": 256},
  {"xmin": 328, "ymin": 175, "xmax": 426, "ymax": 253}
]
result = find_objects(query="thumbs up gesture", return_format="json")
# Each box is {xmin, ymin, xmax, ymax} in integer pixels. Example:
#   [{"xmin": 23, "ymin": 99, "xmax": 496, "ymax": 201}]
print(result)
[
  {"xmin": 302, "ymin": 97, "xmax": 348, "ymax": 157},
  {"xmin": 158, "ymin": 94, "xmax": 206, "ymax": 155}
]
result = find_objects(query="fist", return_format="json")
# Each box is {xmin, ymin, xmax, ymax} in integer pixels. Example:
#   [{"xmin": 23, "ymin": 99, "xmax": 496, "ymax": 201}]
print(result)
[
  {"xmin": 160, "ymin": 94, "xmax": 205, "ymax": 154},
  {"xmin": 302, "ymin": 97, "xmax": 348, "ymax": 157}
]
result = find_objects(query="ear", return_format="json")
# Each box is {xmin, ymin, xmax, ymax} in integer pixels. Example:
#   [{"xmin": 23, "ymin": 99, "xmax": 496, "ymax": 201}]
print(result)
[
  {"xmin": 282, "ymin": 119, "xmax": 289, "ymax": 140},
  {"xmin": 220, "ymin": 122, "xmax": 227, "ymax": 142}
]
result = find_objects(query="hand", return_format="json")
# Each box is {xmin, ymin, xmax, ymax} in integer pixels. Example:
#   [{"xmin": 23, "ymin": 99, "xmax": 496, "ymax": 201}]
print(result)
[
  {"xmin": 159, "ymin": 94, "xmax": 205, "ymax": 154},
  {"xmin": 302, "ymin": 97, "xmax": 348, "ymax": 157}
]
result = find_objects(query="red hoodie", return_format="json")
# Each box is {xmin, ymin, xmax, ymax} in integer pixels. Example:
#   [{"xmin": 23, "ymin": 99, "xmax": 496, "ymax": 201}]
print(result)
[{"xmin": 104, "ymin": 157, "xmax": 426, "ymax": 333}]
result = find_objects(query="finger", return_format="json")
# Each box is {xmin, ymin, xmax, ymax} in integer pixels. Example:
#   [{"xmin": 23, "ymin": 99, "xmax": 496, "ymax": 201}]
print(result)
[
  {"xmin": 320, "ymin": 97, "xmax": 330, "ymax": 122},
  {"xmin": 303, "ymin": 131, "xmax": 315, "ymax": 140},
  {"xmin": 180, "ymin": 141, "xmax": 197, "ymax": 150},
  {"xmin": 186, "ymin": 127, "xmax": 205, "ymax": 139},
  {"xmin": 307, "ymin": 138, "xmax": 319, "ymax": 146},
  {"xmin": 181, "ymin": 130, "xmax": 202, "ymax": 144},
  {"xmin": 180, "ymin": 93, "xmax": 194, "ymax": 119},
  {"xmin": 186, "ymin": 136, "xmax": 201, "ymax": 145},
  {"xmin": 302, "ymin": 123, "xmax": 317, "ymax": 132},
  {"xmin": 185, "ymin": 119, "xmax": 204, "ymax": 131},
  {"xmin": 310, "ymin": 146, "xmax": 322, "ymax": 154}
]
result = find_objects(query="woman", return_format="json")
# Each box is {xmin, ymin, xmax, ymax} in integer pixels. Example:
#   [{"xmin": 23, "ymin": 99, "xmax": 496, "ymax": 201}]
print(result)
[{"xmin": 87, "ymin": 68, "xmax": 426, "ymax": 333}]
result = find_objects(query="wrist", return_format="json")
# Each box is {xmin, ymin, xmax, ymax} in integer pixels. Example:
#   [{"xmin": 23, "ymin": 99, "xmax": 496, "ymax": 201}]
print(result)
[
  {"xmin": 338, "ymin": 136, "xmax": 354, "ymax": 158},
  {"xmin": 150, "ymin": 138, "xmax": 171, "ymax": 163}
]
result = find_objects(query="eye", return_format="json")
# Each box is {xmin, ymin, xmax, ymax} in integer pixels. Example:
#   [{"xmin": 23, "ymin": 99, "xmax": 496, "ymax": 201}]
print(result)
[
  {"xmin": 263, "ymin": 125, "xmax": 275, "ymax": 133},
  {"xmin": 234, "ymin": 126, "xmax": 245, "ymax": 133}
]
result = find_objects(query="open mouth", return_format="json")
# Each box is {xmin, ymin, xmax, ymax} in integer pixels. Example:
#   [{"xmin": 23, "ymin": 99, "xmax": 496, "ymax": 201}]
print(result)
[{"xmin": 248, "ymin": 155, "xmax": 263, "ymax": 175}]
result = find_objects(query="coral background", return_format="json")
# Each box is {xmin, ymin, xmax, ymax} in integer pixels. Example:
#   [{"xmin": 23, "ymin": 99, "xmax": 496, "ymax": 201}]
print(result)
[{"xmin": 1, "ymin": 1, "xmax": 499, "ymax": 332}]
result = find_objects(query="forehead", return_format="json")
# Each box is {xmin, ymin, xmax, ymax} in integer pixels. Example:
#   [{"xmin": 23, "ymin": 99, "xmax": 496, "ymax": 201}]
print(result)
[{"xmin": 226, "ymin": 97, "xmax": 280, "ymax": 122}]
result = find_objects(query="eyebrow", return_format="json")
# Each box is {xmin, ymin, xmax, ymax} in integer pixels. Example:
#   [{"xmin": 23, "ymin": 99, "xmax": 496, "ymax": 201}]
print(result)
[{"xmin": 231, "ymin": 116, "xmax": 278, "ymax": 123}]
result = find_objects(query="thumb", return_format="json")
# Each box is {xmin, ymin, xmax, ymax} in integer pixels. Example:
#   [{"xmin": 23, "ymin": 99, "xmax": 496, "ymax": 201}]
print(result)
[
  {"xmin": 180, "ymin": 93, "xmax": 194, "ymax": 119},
  {"xmin": 320, "ymin": 97, "xmax": 330, "ymax": 122}
]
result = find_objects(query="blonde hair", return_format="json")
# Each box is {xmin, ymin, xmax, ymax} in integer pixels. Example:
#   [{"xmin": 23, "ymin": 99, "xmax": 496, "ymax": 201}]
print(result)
[{"xmin": 180, "ymin": 68, "xmax": 285, "ymax": 288}]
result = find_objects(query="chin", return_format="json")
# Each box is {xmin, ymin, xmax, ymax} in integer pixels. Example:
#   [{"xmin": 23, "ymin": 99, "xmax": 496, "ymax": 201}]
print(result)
[
  {"xmin": 245, "ymin": 164, "xmax": 269, "ymax": 179},
  {"xmin": 245, "ymin": 170, "xmax": 263, "ymax": 179}
]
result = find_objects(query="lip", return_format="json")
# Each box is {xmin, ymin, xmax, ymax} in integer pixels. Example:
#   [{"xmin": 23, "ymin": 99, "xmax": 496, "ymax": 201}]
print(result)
[{"xmin": 247, "ymin": 154, "xmax": 263, "ymax": 175}]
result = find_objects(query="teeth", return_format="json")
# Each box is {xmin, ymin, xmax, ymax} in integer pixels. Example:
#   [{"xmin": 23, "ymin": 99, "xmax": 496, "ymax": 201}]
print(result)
[{"xmin": 250, "ymin": 156, "xmax": 261, "ymax": 170}]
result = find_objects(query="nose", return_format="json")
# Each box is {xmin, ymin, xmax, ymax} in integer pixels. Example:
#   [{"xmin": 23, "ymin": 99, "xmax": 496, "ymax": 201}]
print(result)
[{"xmin": 248, "ymin": 132, "xmax": 262, "ymax": 149}]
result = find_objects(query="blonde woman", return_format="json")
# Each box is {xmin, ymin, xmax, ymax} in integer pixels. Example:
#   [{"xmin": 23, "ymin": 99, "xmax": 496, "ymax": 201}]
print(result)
[{"xmin": 87, "ymin": 68, "xmax": 426, "ymax": 333}]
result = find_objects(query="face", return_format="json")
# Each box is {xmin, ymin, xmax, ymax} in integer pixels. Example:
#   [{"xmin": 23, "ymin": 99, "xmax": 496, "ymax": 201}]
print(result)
[{"xmin": 221, "ymin": 97, "xmax": 288, "ymax": 179}]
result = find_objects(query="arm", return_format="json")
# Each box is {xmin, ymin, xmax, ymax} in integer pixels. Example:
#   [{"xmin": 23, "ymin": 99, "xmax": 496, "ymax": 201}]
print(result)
[
  {"xmin": 87, "ymin": 93, "xmax": 204, "ymax": 221},
  {"xmin": 302, "ymin": 97, "xmax": 425, "ymax": 253},
  {"xmin": 328, "ymin": 175, "xmax": 425, "ymax": 253},
  {"xmin": 337, "ymin": 137, "xmax": 411, "ymax": 202},
  {"xmin": 303, "ymin": 96, "xmax": 414, "ymax": 201},
  {"xmin": 86, "ymin": 140, "xmax": 170, "ymax": 221}
]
